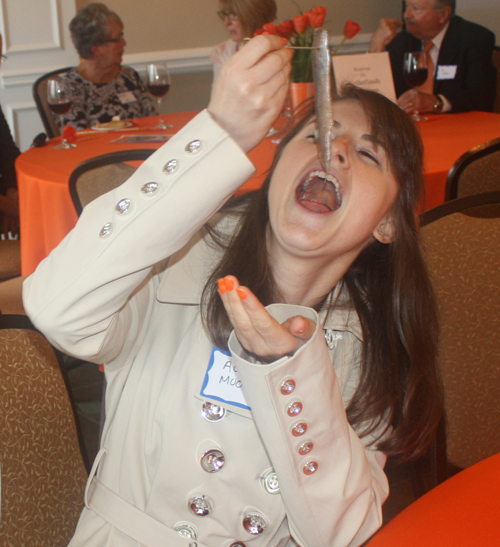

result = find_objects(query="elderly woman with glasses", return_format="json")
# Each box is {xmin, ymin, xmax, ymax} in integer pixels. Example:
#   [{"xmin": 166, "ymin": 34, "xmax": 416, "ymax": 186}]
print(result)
[
  {"xmin": 211, "ymin": 0, "xmax": 277, "ymax": 90},
  {"xmin": 57, "ymin": 2, "xmax": 156, "ymax": 130}
]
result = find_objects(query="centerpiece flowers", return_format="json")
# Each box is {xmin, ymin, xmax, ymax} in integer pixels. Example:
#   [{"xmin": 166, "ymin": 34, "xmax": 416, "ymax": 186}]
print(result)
[{"xmin": 255, "ymin": 6, "xmax": 361, "ymax": 83}]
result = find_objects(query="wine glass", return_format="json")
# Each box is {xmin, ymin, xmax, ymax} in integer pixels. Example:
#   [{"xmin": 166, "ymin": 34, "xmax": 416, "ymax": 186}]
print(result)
[
  {"xmin": 47, "ymin": 78, "xmax": 76, "ymax": 149},
  {"xmin": 145, "ymin": 62, "xmax": 173, "ymax": 129},
  {"xmin": 403, "ymin": 51, "xmax": 429, "ymax": 122}
]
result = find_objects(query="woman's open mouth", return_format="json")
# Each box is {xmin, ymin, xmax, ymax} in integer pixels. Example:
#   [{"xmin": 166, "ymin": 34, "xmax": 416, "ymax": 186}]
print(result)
[{"xmin": 296, "ymin": 171, "xmax": 342, "ymax": 213}]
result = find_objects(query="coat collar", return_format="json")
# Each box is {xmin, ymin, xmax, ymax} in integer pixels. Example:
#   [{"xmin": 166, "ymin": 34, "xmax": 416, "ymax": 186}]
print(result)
[{"xmin": 157, "ymin": 218, "xmax": 362, "ymax": 341}]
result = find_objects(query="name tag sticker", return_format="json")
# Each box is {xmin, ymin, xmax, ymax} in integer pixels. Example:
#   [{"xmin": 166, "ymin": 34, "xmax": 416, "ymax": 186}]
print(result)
[
  {"xmin": 200, "ymin": 347, "xmax": 251, "ymax": 410},
  {"xmin": 436, "ymin": 65, "xmax": 457, "ymax": 80},
  {"xmin": 118, "ymin": 91, "xmax": 137, "ymax": 104}
]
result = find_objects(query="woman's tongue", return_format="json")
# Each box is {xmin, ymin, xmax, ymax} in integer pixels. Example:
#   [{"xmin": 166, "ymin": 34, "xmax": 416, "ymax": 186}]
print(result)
[{"xmin": 296, "ymin": 176, "xmax": 339, "ymax": 213}]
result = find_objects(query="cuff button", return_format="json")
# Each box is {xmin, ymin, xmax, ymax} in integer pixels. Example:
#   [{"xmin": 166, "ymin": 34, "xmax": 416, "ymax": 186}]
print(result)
[
  {"xmin": 163, "ymin": 159, "xmax": 178, "ymax": 174},
  {"xmin": 99, "ymin": 222, "xmax": 112, "ymax": 238},
  {"xmin": 185, "ymin": 139, "xmax": 202, "ymax": 154},
  {"xmin": 303, "ymin": 461, "xmax": 319, "ymax": 475}
]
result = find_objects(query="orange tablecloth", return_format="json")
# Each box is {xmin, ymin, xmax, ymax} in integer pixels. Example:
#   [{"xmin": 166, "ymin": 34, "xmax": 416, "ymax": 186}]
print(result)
[
  {"xmin": 367, "ymin": 452, "xmax": 500, "ymax": 546},
  {"xmin": 16, "ymin": 110, "xmax": 500, "ymax": 275},
  {"xmin": 419, "ymin": 111, "xmax": 500, "ymax": 209}
]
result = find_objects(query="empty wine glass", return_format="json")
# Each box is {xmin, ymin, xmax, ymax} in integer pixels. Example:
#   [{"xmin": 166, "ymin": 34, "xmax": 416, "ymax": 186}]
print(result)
[
  {"xmin": 47, "ymin": 78, "xmax": 76, "ymax": 149},
  {"xmin": 403, "ymin": 51, "xmax": 429, "ymax": 122},
  {"xmin": 145, "ymin": 62, "xmax": 173, "ymax": 129}
]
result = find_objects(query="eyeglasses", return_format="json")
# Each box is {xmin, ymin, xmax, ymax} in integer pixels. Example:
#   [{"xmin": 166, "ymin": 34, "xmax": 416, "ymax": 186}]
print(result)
[
  {"xmin": 217, "ymin": 10, "xmax": 238, "ymax": 21},
  {"xmin": 0, "ymin": 54, "xmax": 7, "ymax": 64},
  {"xmin": 104, "ymin": 33, "xmax": 125, "ymax": 43}
]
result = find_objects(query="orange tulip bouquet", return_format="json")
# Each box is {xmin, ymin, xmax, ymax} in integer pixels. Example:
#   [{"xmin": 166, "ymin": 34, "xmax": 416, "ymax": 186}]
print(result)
[{"xmin": 255, "ymin": 6, "xmax": 361, "ymax": 83}]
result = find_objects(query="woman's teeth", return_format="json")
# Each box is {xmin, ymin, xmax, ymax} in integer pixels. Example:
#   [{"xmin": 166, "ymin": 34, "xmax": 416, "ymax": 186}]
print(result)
[{"xmin": 296, "ymin": 171, "xmax": 342, "ymax": 213}]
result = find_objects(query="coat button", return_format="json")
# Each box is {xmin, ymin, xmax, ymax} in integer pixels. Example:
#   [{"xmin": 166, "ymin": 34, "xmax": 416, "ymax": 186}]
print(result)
[
  {"xmin": 291, "ymin": 422, "xmax": 307, "ymax": 436},
  {"xmin": 140, "ymin": 182, "xmax": 159, "ymax": 195},
  {"xmin": 99, "ymin": 222, "xmax": 112, "ymax": 238},
  {"xmin": 260, "ymin": 469, "xmax": 280, "ymax": 494},
  {"xmin": 115, "ymin": 198, "xmax": 131, "ymax": 214},
  {"xmin": 185, "ymin": 139, "xmax": 202, "ymax": 154},
  {"xmin": 280, "ymin": 379, "xmax": 296, "ymax": 395},
  {"xmin": 200, "ymin": 449, "xmax": 225, "ymax": 473},
  {"xmin": 201, "ymin": 402, "xmax": 226, "ymax": 422},
  {"xmin": 163, "ymin": 159, "xmax": 178, "ymax": 174},
  {"xmin": 174, "ymin": 522, "xmax": 198, "ymax": 539},
  {"xmin": 229, "ymin": 543, "xmax": 247, "ymax": 547},
  {"xmin": 242, "ymin": 513, "xmax": 266, "ymax": 535},
  {"xmin": 188, "ymin": 495, "xmax": 212, "ymax": 516},
  {"xmin": 287, "ymin": 401, "xmax": 303, "ymax": 417},
  {"xmin": 303, "ymin": 461, "xmax": 319, "ymax": 475},
  {"xmin": 298, "ymin": 441, "xmax": 314, "ymax": 455}
]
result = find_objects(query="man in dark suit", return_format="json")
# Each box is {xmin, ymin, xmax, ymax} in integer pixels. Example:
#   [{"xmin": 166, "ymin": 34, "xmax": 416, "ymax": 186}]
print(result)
[{"xmin": 369, "ymin": 0, "xmax": 496, "ymax": 115}]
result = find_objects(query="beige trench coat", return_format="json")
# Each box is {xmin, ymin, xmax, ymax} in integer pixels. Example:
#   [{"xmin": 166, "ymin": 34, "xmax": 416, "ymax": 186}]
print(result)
[{"xmin": 24, "ymin": 111, "xmax": 389, "ymax": 547}]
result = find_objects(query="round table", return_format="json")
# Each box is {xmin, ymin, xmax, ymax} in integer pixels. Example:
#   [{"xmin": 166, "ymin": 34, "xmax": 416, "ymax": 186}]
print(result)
[
  {"xmin": 16, "ymin": 110, "xmax": 500, "ymax": 275},
  {"xmin": 367, "ymin": 452, "xmax": 500, "ymax": 546}
]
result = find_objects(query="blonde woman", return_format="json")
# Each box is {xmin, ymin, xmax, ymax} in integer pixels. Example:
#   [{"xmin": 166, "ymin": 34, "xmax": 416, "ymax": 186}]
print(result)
[{"xmin": 211, "ymin": 0, "xmax": 277, "ymax": 89}]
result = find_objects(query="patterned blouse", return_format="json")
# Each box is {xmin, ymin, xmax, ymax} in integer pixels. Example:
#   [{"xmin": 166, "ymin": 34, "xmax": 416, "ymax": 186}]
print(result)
[{"xmin": 57, "ymin": 66, "xmax": 157, "ymax": 130}]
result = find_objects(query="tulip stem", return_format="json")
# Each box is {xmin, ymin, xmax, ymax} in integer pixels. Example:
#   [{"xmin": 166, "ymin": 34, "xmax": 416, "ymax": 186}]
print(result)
[{"xmin": 330, "ymin": 37, "xmax": 346, "ymax": 56}]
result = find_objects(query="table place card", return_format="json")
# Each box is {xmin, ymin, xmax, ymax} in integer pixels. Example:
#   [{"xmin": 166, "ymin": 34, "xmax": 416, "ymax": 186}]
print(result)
[
  {"xmin": 110, "ymin": 134, "xmax": 172, "ymax": 144},
  {"xmin": 332, "ymin": 52, "xmax": 397, "ymax": 103}
]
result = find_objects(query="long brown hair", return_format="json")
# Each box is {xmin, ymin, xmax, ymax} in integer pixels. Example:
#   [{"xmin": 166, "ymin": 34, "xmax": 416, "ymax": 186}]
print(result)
[{"xmin": 201, "ymin": 85, "xmax": 443, "ymax": 461}]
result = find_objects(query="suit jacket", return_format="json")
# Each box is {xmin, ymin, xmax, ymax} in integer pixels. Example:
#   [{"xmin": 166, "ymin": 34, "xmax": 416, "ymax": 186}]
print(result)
[
  {"xmin": 24, "ymin": 111, "xmax": 389, "ymax": 547},
  {"xmin": 387, "ymin": 15, "xmax": 496, "ymax": 112}
]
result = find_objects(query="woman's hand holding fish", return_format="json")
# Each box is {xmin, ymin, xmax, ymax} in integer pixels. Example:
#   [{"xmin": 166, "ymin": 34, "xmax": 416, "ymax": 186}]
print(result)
[{"xmin": 208, "ymin": 35, "xmax": 292, "ymax": 153}]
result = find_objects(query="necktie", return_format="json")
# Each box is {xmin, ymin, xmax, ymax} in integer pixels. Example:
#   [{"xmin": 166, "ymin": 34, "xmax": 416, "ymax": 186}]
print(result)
[{"xmin": 417, "ymin": 41, "xmax": 434, "ymax": 95}]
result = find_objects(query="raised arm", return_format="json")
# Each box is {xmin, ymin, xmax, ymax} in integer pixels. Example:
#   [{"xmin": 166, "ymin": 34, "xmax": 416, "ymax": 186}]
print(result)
[
  {"xmin": 369, "ymin": 18, "xmax": 403, "ymax": 53},
  {"xmin": 24, "ymin": 35, "xmax": 292, "ymax": 363}
]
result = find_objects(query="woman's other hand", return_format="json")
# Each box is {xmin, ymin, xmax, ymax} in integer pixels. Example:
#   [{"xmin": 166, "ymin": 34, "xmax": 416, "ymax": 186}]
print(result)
[
  {"xmin": 218, "ymin": 275, "xmax": 316, "ymax": 362},
  {"xmin": 208, "ymin": 35, "xmax": 292, "ymax": 153}
]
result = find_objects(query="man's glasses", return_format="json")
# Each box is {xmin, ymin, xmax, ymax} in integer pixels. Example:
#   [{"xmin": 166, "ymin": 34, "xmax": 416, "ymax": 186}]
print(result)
[{"xmin": 217, "ymin": 10, "xmax": 238, "ymax": 21}]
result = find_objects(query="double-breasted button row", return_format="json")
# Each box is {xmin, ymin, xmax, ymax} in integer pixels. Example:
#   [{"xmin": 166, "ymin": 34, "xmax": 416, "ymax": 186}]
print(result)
[
  {"xmin": 99, "ymin": 137, "xmax": 204, "ymax": 238},
  {"xmin": 280, "ymin": 377, "xmax": 319, "ymax": 476},
  {"xmin": 195, "ymin": 408, "xmax": 271, "ymax": 537}
]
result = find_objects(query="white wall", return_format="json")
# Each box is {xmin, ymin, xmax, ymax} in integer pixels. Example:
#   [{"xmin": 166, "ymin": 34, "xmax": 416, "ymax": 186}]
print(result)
[
  {"xmin": 1, "ymin": 0, "xmax": 497, "ymax": 151},
  {"xmin": 0, "ymin": 0, "xmax": 79, "ymax": 150},
  {"xmin": 457, "ymin": 0, "xmax": 499, "ymax": 43}
]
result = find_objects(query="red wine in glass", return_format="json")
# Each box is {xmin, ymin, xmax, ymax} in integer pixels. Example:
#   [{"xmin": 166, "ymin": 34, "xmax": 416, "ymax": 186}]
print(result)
[
  {"xmin": 403, "ymin": 51, "xmax": 429, "ymax": 121},
  {"xmin": 145, "ymin": 63, "xmax": 173, "ymax": 129},
  {"xmin": 48, "ymin": 98, "xmax": 72, "ymax": 115},
  {"xmin": 404, "ymin": 68, "xmax": 428, "ymax": 88},
  {"xmin": 47, "ymin": 78, "xmax": 76, "ymax": 148},
  {"xmin": 147, "ymin": 83, "xmax": 170, "ymax": 98}
]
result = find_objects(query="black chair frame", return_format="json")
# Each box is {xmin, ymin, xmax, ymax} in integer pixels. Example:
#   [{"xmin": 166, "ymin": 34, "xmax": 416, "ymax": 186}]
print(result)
[
  {"xmin": 445, "ymin": 138, "xmax": 500, "ymax": 201},
  {"xmin": 68, "ymin": 149, "xmax": 156, "ymax": 216},
  {"xmin": 32, "ymin": 67, "xmax": 73, "ymax": 139},
  {"xmin": 423, "ymin": 190, "xmax": 500, "ymax": 225}
]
